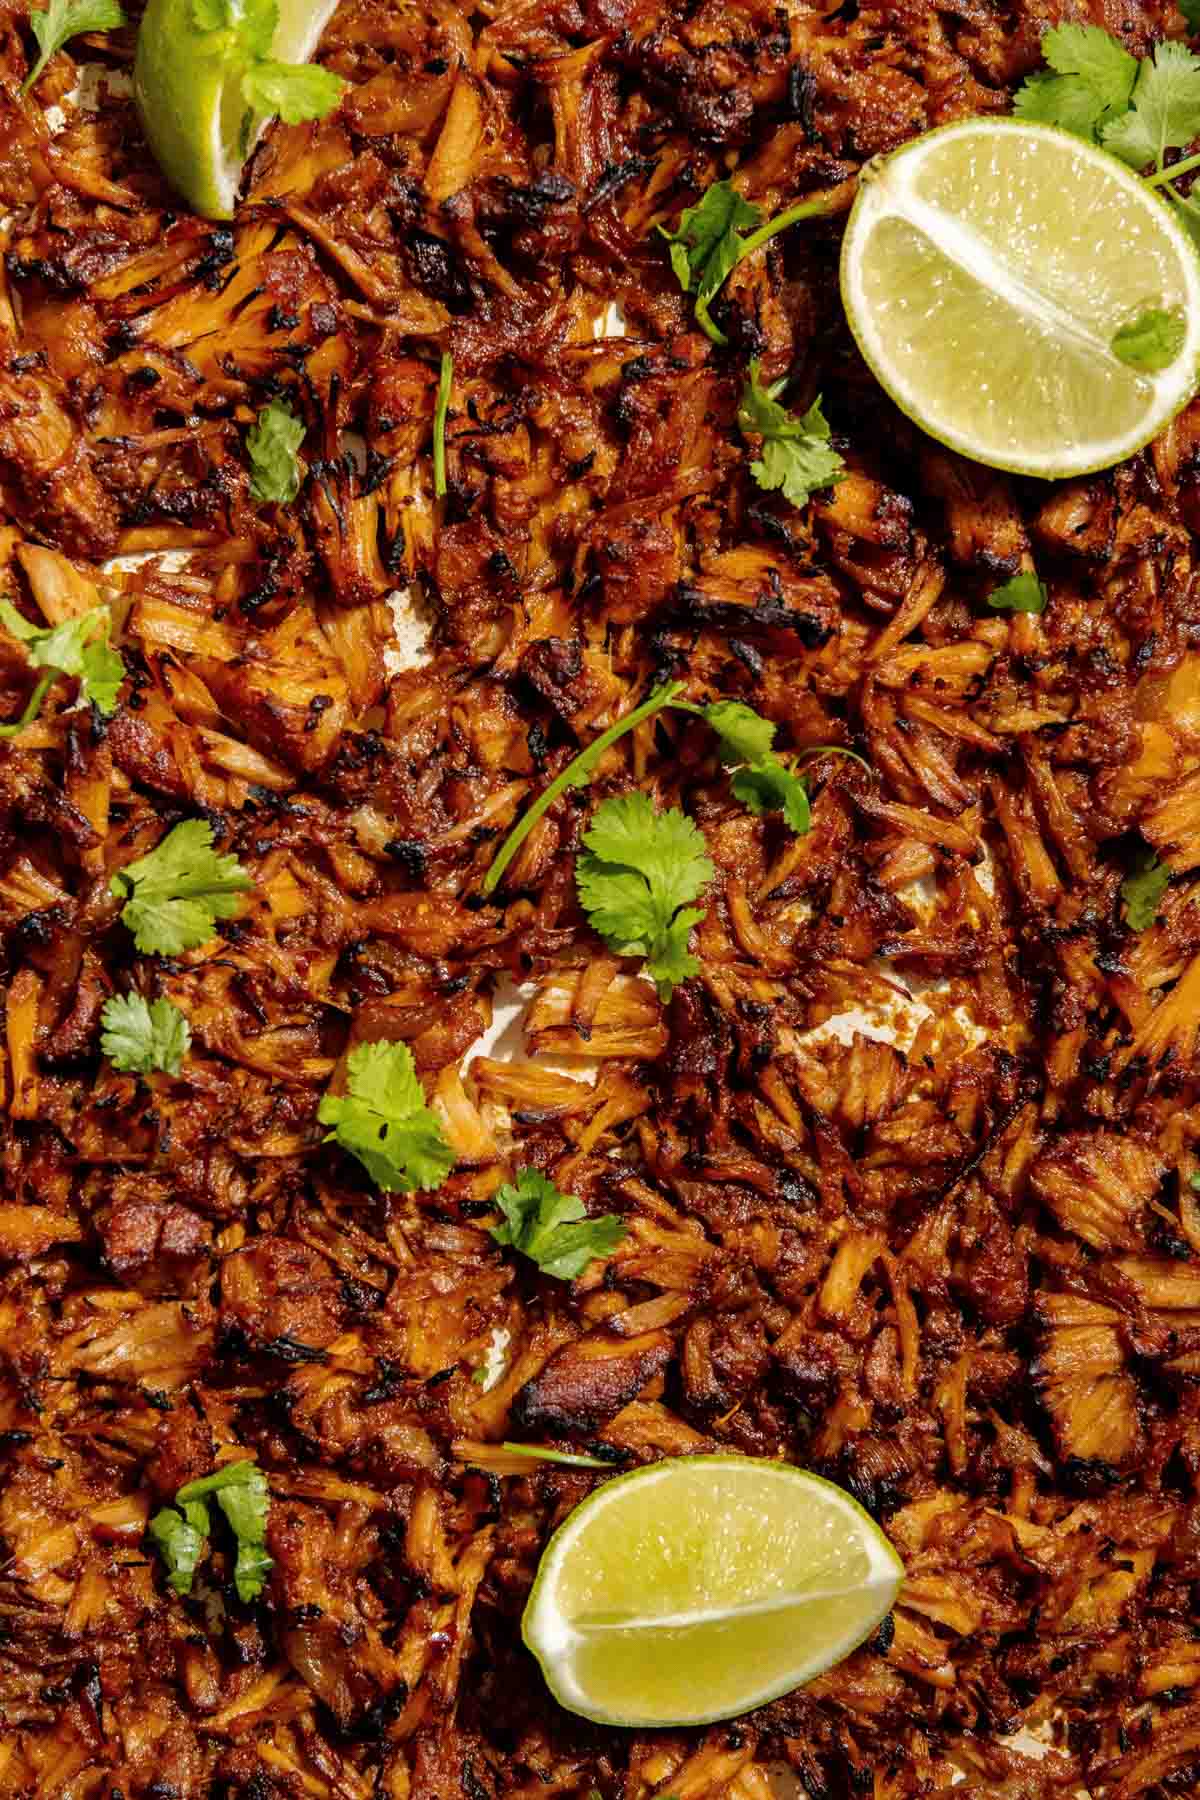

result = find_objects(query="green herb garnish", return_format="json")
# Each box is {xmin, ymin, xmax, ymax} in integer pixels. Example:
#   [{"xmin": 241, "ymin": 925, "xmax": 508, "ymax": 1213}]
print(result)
[
  {"xmin": 1122, "ymin": 847, "xmax": 1170, "ymax": 930},
  {"xmin": 1014, "ymin": 28, "xmax": 1200, "ymax": 251},
  {"xmin": 149, "ymin": 1459, "xmax": 272, "ymax": 1602},
  {"xmin": 0, "ymin": 600, "xmax": 123, "ymax": 733},
  {"xmin": 499, "ymin": 1442, "xmax": 614, "ymax": 1469},
  {"xmin": 987, "ymin": 571, "xmax": 1048, "ymax": 615},
  {"xmin": 99, "ymin": 994, "xmax": 191, "ymax": 1075},
  {"xmin": 481, "ymin": 681, "xmax": 686, "ymax": 895},
  {"xmin": 489, "ymin": 1168, "xmax": 626, "ymax": 1279},
  {"xmin": 481, "ymin": 686, "xmax": 825, "ymax": 895},
  {"xmin": 22, "ymin": 0, "xmax": 125, "ymax": 93},
  {"xmin": 110, "ymin": 820, "xmax": 252, "ymax": 956},
  {"xmin": 318, "ymin": 1039, "xmax": 456, "ymax": 1193},
  {"xmin": 576, "ymin": 793, "xmax": 714, "ymax": 1000},
  {"xmin": 737, "ymin": 364, "xmax": 846, "ymax": 507},
  {"xmin": 660, "ymin": 178, "xmax": 847, "ymax": 345},
  {"xmin": 246, "ymin": 398, "xmax": 305, "ymax": 503},
  {"xmin": 191, "ymin": 0, "xmax": 344, "ymax": 124},
  {"xmin": 433, "ymin": 351, "xmax": 453, "ymax": 499}
]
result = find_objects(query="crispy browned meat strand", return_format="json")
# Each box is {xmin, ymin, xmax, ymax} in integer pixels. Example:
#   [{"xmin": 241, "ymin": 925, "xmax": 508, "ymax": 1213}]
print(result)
[{"xmin": 6, "ymin": 0, "xmax": 1200, "ymax": 1795}]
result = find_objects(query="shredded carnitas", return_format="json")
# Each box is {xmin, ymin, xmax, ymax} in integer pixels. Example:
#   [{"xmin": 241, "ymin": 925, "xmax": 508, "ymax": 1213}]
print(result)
[{"xmin": 4, "ymin": 0, "xmax": 1200, "ymax": 1796}]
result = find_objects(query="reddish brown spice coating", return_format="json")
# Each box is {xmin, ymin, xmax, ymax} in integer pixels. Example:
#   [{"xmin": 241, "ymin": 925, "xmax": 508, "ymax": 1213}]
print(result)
[{"xmin": 4, "ymin": 0, "xmax": 1200, "ymax": 1795}]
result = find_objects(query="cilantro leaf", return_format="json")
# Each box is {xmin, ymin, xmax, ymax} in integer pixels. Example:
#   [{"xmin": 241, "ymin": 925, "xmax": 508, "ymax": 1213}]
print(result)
[
  {"xmin": 737, "ymin": 365, "xmax": 845, "ymax": 507},
  {"xmin": 1013, "ymin": 25, "xmax": 1137, "ymax": 141},
  {"xmin": 1103, "ymin": 41, "xmax": 1200, "ymax": 170},
  {"xmin": 730, "ymin": 759, "xmax": 811, "ymax": 833},
  {"xmin": 22, "ymin": 0, "xmax": 125, "ymax": 93},
  {"xmin": 1111, "ymin": 306, "xmax": 1186, "ymax": 370},
  {"xmin": 152, "ymin": 1461, "xmax": 273, "ymax": 1602},
  {"xmin": 987, "ymin": 571, "xmax": 1048, "ymax": 614},
  {"xmin": 576, "ymin": 793, "xmax": 714, "ymax": 1000},
  {"xmin": 110, "ymin": 819, "xmax": 252, "ymax": 956},
  {"xmin": 0, "ymin": 599, "xmax": 123, "ymax": 731},
  {"xmin": 433, "ymin": 351, "xmax": 453, "ymax": 498},
  {"xmin": 318, "ymin": 1039, "xmax": 456, "ymax": 1193},
  {"xmin": 701, "ymin": 699, "xmax": 777, "ymax": 765},
  {"xmin": 148, "ymin": 1499, "xmax": 209, "ymax": 1595},
  {"xmin": 659, "ymin": 180, "xmax": 762, "ymax": 343},
  {"xmin": 99, "ymin": 994, "xmax": 191, "ymax": 1076},
  {"xmin": 246, "ymin": 399, "xmax": 305, "ymax": 503},
  {"xmin": 1185, "ymin": 0, "xmax": 1200, "ymax": 31},
  {"xmin": 241, "ymin": 57, "xmax": 344, "ymax": 123},
  {"xmin": 489, "ymin": 1168, "xmax": 626, "ymax": 1280},
  {"xmin": 1122, "ymin": 848, "xmax": 1170, "ymax": 930}
]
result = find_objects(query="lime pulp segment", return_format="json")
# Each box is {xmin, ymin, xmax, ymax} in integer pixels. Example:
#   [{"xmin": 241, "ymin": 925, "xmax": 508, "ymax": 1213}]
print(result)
[
  {"xmin": 839, "ymin": 119, "xmax": 1200, "ymax": 478},
  {"xmin": 521, "ymin": 1455, "xmax": 904, "ymax": 1728}
]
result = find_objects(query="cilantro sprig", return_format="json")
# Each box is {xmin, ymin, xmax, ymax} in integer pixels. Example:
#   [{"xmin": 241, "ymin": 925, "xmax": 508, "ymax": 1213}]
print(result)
[
  {"xmin": 737, "ymin": 363, "xmax": 845, "ymax": 508},
  {"xmin": 1014, "ymin": 28, "xmax": 1200, "ymax": 268},
  {"xmin": 149, "ymin": 1460, "xmax": 272, "ymax": 1602},
  {"xmin": 0, "ymin": 600, "xmax": 123, "ymax": 734},
  {"xmin": 190, "ymin": 0, "xmax": 344, "ymax": 129},
  {"xmin": 677, "ymin": 697, "xmax": 813, "ymax": 833},
  {"xmin": 1122, "ymin": 847, "xmax": 1170, "ymax": 930},
  {"xmin": 110, "ymin": 819, "xmax": 252, "ymax": 955},
  {"xmin": 100, "ymin": 994, "xmax": 192, "ymax": 1075},
  {"xmin": 489, "ymin": 1168, "xmax": 626, "ymax": 1279},
  {"xmin": 481, "ymin": 686, "xmax": 828, "ymax": 896},
  {"xmin": 246, "ymin": 398, "xmax": 305, "ymax": 503},
  {"xmin": 576, "ymin": 793, "xmax": 714, "ymax": 1000},
  {"xmin": 660, "ymin": 178, "xmax": 847, "ymax": 345},
  {"xmin": 318, "ymin": 1039, "xmax": 456, "ymax": 1193},
  {"xmin": 22, "ymin": 0, "xmax": 126, "ymax": 94}
]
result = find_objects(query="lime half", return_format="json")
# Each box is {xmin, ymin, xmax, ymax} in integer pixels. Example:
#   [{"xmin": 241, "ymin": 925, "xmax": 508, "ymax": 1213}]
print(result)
[
  {"xmin": 134, "ymin": 0, "xmax": 339, "ymax": 220},
  {"xmin": 521, "ymin": 1455, "xmax": 903, "ymax": 1728},
  {"xmin": 840, "ymin": 118, "xmax": 1200, "ymax": 478}
]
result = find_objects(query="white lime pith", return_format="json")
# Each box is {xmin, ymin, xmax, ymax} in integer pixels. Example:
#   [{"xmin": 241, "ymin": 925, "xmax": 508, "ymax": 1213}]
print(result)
[
  {"xmin": 839, "ymin": 117, "xmax": 1200, "ymax": 479},
  {"xmin": 134, "ymin": 0, "xmax": 339, "ymax": 221},
  {"xmin": 521, "ymin": 1454, "xmax": 904, "ymax": 1729}
]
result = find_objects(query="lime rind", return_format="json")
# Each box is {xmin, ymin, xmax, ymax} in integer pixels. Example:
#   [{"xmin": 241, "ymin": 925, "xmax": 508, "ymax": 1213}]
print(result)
[
  {"xmin": 839, "ymin": 117, "xmax": 1200, "ymax": 480},
  {"xmin": 521, "ymin": 1454, "xmax": 904, "ymax": 1729}
]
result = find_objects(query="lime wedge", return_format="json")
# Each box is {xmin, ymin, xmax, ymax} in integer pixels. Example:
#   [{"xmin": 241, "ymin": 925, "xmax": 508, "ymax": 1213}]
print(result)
[
  {"xmin": 521, "ymin": 1455, "xmax": 903, "ymax": 1728},
  {"xmin": 839, "ymin": 118, "xmax": 1200, "ymax": 478},
  {"xmin": 134, "ymin": 0, "xmax": 338, "ymax": 220}
]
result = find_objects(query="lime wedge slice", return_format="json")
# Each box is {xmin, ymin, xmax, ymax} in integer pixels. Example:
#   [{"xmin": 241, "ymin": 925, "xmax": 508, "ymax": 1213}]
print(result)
[
  {"xmin": 134, "ymin": 0, "xmax": 338, "ymax": 220},
  {"xmin": 839, "ymin": 118, "xmax": 1200, "ymax": 478},
  {"xmin": 521, "ymin": 1455, "xmax": 903, "ymax": 1728}
]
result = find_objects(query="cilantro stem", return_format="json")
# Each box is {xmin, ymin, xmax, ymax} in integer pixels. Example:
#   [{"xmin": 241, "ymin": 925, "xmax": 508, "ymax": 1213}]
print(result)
[
  {"xmin": 735, "ymin": 186, "xmax": 854, "ymax": 261},
  {"xmin": 0, "ymin": 671, "xmax": 54, "ymax": 738},
  {"xmin": 433, "ymin": 351, "xmax": 453, "ymax": 499},
  {"xmin": 499, "ymin": 1442, "xmax": 614, "ymax": 1470},
  {"xmin": 1145, "ymin": 149, "xmax": 1200, "ymax": 188},
  {"xmin": 480, "ymin": 681, "xmax": 684, "ymax": 896}
]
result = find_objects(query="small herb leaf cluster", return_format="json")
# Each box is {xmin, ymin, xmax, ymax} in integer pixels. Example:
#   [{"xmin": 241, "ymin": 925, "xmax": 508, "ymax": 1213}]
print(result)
[
  {"xmin": 149, "ymin": 1460, "xmax": 272, "ymax": 1602},
  {"xmin": 489, "ymin": 1167, "xmax": 627, "ymax": 1279},
  {"xmin": 318, "ymin": 1039, "xmax": 456, "ymax": 1193}
]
